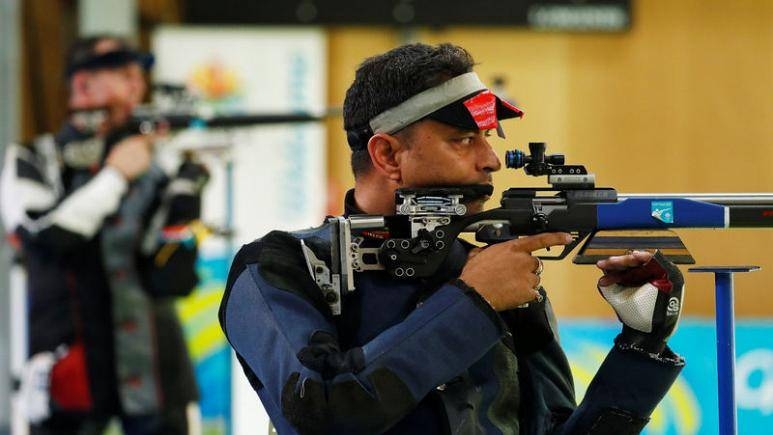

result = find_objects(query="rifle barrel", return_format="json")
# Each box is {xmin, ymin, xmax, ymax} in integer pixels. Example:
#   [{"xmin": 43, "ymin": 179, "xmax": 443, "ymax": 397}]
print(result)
[
  {"xmin": 619, "ymin": 193, "xmax": 773, "ymax": 206},
  {"xmin": 129, "ymin": 112, "xmax": 326, "ymax": 133}
]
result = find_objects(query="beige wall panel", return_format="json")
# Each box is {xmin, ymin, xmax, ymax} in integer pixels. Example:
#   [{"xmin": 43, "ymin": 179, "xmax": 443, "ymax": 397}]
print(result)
[
  {"xmin": 326, "ymin": 1, "xmax": 773, "ymax": 317},
  {"xmin": 325, "ymin": 28, "xmax": 400, "ymax": 213}
]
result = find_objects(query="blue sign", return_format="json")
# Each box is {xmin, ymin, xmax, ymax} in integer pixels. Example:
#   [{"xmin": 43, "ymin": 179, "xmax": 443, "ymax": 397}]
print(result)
[
  {"xmin": 559, "ymin": 319, "xmax": 773, "ymax": 435},
  {"xmin": 178, "ymin": 251, "xmax": 233, "ymax": 435}
]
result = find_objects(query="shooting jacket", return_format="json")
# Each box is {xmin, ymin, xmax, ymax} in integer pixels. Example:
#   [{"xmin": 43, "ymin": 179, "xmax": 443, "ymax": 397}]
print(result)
[
  {"xmin": 219, "ymin": 190, "xmax": 684, "ymax": 435},
  {"xmin": 1, "ymin": 123, "xmax": 200, "ymax": 417}
]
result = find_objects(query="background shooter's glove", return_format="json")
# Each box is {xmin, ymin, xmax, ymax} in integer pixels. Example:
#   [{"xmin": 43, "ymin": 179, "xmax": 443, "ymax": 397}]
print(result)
[
  {"xmin": 166, "ymin": 157, "xmax": 209, "ymax": 225},
  {"xmin": 143, "ymin": 157, "xmax": 209, "ymax": 297},
  {"xmin": 598, "ymin": 250, "xmax": 684, "ymax": 354}
]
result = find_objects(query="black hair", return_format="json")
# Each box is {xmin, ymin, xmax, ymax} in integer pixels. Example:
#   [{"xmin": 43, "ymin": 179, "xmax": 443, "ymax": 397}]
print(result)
[{"xmin": 343, "ymin": 43, "xmax": 475, "ymax": 177}]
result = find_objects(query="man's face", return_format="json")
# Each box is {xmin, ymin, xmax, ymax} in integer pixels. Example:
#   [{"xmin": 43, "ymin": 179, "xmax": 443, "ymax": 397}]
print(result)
[
  {"xmin": 395, "ymin": 119, "xmax": 502, "ymax": 213},
  {"xmin": 83, "ymin": 63, "xmax": 146, "ymax": 118},
  {"xmin": 70, "ymin": 37, "xmax": 148, "ymax": 127}
]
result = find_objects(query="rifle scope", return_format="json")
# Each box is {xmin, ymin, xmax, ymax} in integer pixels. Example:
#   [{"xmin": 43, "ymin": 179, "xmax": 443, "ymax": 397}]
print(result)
[{"xmin": 505, "ymin": 142, "xmax": 565, "ymax": 176}]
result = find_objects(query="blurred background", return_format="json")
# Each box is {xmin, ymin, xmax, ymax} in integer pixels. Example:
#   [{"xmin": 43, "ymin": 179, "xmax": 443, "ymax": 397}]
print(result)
[{"xmin": 0, "ymin": 0, "xmax": 771, "ymax": 434}]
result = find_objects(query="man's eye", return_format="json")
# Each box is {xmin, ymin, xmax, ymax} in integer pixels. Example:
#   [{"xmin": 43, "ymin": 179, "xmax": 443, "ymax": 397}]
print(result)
[{"xmin": 458, "ymin": 136, "xmax": 474, "ymax": 145}]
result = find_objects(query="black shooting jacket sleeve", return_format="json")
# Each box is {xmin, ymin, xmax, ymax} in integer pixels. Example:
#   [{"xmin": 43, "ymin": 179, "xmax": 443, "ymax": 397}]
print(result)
[
  {"xmin": 219, "ymin": 231, "xmax": 506, "ymax": 435},
  {"xmin": 1, "ymin": 139, "xmax": 202, "ymax": 297},
  {"xmin": 0, "ymin": 139, "xmax": 129, "ymax": 252}
]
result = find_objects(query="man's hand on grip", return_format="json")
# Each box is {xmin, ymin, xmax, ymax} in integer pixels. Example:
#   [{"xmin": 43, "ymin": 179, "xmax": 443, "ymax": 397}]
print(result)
[
  {"xmin": 460, "ymin": 232, "xmax": 572, "ymax": 311},
  {"xmin": 105, "ymin": 135, "xmax": 153, "ymax": 180}
]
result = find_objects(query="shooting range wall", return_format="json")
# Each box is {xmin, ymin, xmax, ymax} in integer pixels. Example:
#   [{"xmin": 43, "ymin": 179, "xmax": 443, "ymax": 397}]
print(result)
[
  {"xmin": 8, "ymin": 1, "xmax": 772, "ymax": 434},
  {"xmin": 324, "ymin": 0, "xmax": 773, "ymax": 319}
]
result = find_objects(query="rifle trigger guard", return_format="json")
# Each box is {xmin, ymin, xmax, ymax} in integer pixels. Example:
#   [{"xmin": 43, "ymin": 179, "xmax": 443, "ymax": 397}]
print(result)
[{"xmin": 538, "ymin": 231, "xmax": 588, "ymax": 261}]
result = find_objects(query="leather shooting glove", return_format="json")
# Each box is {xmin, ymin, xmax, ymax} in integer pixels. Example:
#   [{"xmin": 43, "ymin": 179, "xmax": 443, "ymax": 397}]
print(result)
[{"xmin": 598, "ymin": 250, "xmax": 684, "ymax": 354}]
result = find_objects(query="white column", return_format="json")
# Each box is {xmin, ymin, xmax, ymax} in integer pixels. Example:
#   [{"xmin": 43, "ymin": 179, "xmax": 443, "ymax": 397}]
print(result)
[
  {"xmin": 78, "ymin": 0, "xmax": 137, "ymax": 38},
  {"xmin": 0, "ymin": 0, "xmax": 21, "ymax": 433}
]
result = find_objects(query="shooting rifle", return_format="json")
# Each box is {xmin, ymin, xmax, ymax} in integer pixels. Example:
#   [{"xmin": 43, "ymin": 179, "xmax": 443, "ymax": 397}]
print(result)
[
  {"xmin": 303, "ymin": 142, "xmax": 773, "ymax": 315},
  {"xmin": 66, "ymin": 84, "xmax": 331, "ymax": 240},
  {"xmin": 70, "ymin": 83, "xmax": 330, "ymax": 139}
]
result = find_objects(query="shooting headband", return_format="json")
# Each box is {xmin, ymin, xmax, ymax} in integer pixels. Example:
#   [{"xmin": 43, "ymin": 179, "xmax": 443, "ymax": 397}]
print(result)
[
  {"xmin": 348, "ymin": 72, "xmax": 523, "ymax": 150},
  {"xmin": 370, "ymin": 72, "xmax": 485, "ymax": 133},
  {"xmin": 66, "ymin": 48, "xmax": 155, "ymax": 78}
]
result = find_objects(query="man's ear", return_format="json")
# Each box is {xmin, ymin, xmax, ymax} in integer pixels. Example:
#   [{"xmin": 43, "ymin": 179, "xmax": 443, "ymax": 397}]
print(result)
[
  {"xmin": 68, "ymin": 71, "xmax": 93, "ymax": 108},
  {"xmin": 70, "ymin": 72, "xmax": 90, "ymax": 96},
  {"xmin": 367, "ymin": 132, "xmax": 404, "ymax": 183}
]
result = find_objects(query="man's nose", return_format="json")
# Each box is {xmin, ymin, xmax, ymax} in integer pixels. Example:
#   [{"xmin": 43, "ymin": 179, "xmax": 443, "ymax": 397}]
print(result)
[{"xmin": 479, "ymin": 138, "xmax": 502, "ymax": 173}]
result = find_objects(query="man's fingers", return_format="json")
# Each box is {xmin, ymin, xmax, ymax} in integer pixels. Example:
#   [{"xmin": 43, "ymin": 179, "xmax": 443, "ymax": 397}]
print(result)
[
  {"xmin": 531, "ymin": 257, "xmax": 541, "ymax": 273},
  {"xmin": 598, "ymin": 274, "xmax": 622, "ymax": 287},
  {"xmin": 596, "ymin": 250, "xmax": 653, "ymax": 271},
  {"xmin": 510, "ymin": 232, "xmax": 573, "ymax": 253},
  {"xmin": 467, "ymin": 247, "xmax": 483, "ymax": 260},
  {"xmin": 136, "ymin": 134, "xmax": 156, "ymax": 151},
  {"xmin": 529, "ymin": 273, "xmax": 541, "ymax": 289}
]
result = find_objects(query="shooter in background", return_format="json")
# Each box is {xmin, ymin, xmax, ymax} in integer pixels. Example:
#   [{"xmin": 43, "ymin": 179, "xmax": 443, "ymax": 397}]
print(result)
[{"xmin": 0, "ymin": 35, "xmax": 207, "ymax": 435}]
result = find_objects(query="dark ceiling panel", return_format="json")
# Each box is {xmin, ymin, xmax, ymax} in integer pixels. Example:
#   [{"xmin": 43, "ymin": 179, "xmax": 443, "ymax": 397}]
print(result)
[{"xmin": 184, "ymin": 1, "xmax": 632, "ymax": 32}]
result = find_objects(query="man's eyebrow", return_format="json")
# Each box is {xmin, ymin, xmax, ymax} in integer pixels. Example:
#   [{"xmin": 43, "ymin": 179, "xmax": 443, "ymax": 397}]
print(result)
[{"xmin": 449, "ymin": 126, "xmax": 479, "ymax": 135}]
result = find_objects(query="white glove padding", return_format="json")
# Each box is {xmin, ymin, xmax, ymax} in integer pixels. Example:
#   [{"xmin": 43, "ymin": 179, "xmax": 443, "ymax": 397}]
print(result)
[
  {"xmin": 19, "ymin": 352, "xmax": 55, "ymax": 424},
  {"xmin": 598, "ymin": 250, "xmax": 684, "ymax": 354}
]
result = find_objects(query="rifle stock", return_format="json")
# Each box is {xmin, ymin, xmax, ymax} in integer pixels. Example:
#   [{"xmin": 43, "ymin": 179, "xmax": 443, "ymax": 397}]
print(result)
[{"xmin": 468, "ymin": 192, "xmax": 773, "ymax": 265}]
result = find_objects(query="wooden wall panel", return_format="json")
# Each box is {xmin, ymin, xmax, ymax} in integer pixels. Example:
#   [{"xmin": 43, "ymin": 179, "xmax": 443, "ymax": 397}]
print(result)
[{"xmin": 21, "ymin": 0, "xmax": 72, "ymax": 141}]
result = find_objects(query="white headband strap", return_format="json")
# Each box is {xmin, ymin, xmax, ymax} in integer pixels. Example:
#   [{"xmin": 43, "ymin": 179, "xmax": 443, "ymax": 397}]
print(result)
[{"xmin": 369, "ymin": 72, "xmax": 486, "ymax": 134}]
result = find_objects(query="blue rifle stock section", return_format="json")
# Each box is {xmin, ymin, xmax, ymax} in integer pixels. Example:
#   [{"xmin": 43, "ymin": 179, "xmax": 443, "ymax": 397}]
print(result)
[{"xmin": 597, "ymin": 198, "xmax": 727, "ymax": 229}]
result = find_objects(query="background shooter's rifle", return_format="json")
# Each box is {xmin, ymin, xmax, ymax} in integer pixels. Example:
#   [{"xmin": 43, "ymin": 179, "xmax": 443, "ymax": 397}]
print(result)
[
  {"xmin": 70, "ymin": 83, "xmax": 332, "ymax": 141},
  {"xmin": 304, "ymin": 142, "xmax": 773, "ymax": 315},
  {"xmin": 66, "ymin": 83, "xmax": 335, "ymax": 242},
  {"xmin": 132, "ymin": 83, "xmax": 332, "ymax": 137}
]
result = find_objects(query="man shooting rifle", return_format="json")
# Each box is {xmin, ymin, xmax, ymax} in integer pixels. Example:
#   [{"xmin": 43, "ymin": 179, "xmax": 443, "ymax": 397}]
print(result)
[{"xmin": 219, "ymin": 43, "xmax": 685, "ymax": 434}]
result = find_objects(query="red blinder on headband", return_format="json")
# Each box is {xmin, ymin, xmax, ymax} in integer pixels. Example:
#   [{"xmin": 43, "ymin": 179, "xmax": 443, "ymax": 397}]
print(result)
[
  {"xmin": 425, "ymin": 89, "xmax": 523, "ymax": 134},
  {"xmin": 463, "ymin": 91, "xmax": 499, "ymax": 131}
]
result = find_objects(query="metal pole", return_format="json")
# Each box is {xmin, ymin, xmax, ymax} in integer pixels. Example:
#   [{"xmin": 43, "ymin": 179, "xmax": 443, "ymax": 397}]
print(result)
[
  {"xmin": 689, "ymin": 265, "xmax": 760, "ymax": 435},
  {"xmin": 714, "ymin": 272, "xmax": 736, "ymax": 435}
]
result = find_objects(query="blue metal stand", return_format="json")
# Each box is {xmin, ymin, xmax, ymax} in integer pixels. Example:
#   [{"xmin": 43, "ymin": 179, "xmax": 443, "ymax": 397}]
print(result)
[{"xmin": 688, "ymin": 265, "xmax": 760, "ymax": 435}]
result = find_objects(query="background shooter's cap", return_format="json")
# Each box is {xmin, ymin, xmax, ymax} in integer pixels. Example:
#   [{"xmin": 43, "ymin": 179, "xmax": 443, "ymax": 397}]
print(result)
[{"xmin": 65, "ymin": 37, "xmax": 155, "ymax": 78}]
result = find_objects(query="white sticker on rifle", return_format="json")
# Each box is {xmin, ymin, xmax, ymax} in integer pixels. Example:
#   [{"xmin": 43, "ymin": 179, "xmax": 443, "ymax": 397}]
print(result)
[{"xmin": 651, "ymin": 201, "xmax": 674, "ymax": 224}]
